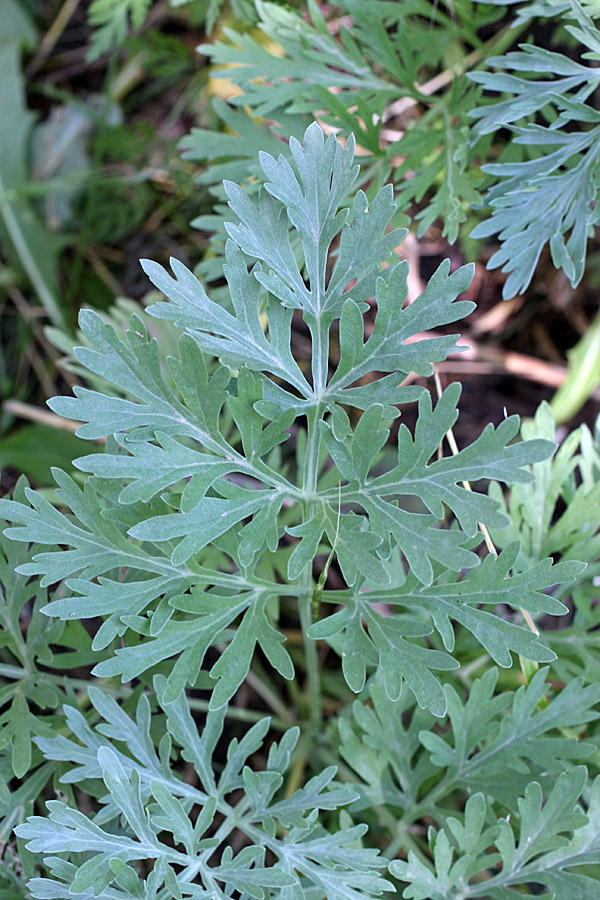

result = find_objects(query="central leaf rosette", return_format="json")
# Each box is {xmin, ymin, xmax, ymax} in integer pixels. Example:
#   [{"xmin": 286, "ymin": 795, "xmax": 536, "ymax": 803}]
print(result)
[{"xmin": 0, "ymin": 124, "xmax": 581, "ymax": 716}]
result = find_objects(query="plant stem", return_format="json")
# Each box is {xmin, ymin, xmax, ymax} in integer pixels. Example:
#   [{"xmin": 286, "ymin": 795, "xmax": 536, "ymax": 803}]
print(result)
[
  {"xmin": 244, "ymin": 660, "xmax": 295, "ymax": 723},
  {"xmin": 300, "ymin": 401, "xmax": 324, "ymax": 727},
  {"xmin": 384, "ymin": 818, "xmax": 431, "ymax": 866},
  {"xmin": 0, "ymin": 165, "xmax": 67, "ymax": 329},
  {"xmin": 299, "ymin": 587, "xmax": 321, "ymax": 726}
]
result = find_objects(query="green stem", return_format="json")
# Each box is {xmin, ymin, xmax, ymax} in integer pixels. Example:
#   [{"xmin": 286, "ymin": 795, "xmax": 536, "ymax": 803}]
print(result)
[
  {"xmin": 244, "ymin": 660, "xmax": 295, "ymax": 724},
  {"xmin": 0, "ymin": 166, "xmax": 66, "ymax": 329},
  {"xmin": 299, "ymin": 588, "xmax": 321, "ymax": 727},
  {"xmin": 187, "ymin": 695, "xmax": 289, "ymax": 731},
  {"xmin": 384, "ymin": 818, "xmax": 431, "ymax": 866},
  {"xmin": 401, "ymin": 772, "xmax": 457, "ymax": 826},
  {"xmin": 300, "ymin": 401, "xmax": 324, "ymax": 727}
]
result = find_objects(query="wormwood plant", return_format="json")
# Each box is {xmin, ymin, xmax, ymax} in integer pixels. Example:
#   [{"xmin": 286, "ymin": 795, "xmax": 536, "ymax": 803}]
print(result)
[{"xmin": 2, "ymin": 126, "xmax": 600, "ymax": 897}]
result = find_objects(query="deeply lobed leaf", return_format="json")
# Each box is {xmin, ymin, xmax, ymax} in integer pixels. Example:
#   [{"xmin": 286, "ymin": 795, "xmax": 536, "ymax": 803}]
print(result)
[{"xmin": 0, "ymin": 124, "xmax": 572, "ymax": 717}]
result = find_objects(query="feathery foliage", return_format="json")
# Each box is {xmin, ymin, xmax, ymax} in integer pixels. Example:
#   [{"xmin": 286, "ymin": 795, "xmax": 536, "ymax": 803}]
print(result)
[
  {"xmin": 17, "ymin": 678, "xmax": 392, "ymax": 900},
  {"xmin": 2, "ymin": 123, "xmax": 600, "ymax": 898},
  {"xmin": 0, "ymin": 124, "xmax": 572, "ymax": 717}
]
